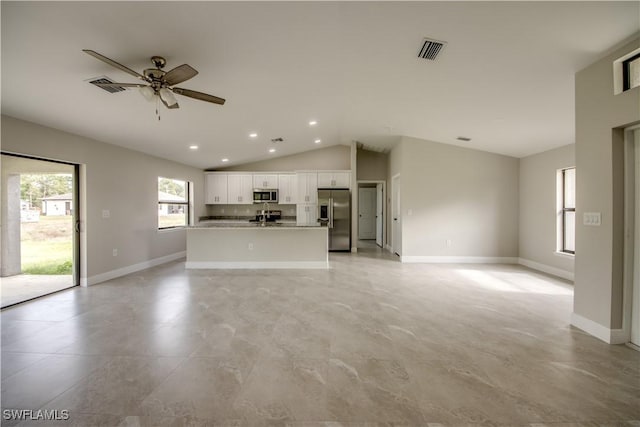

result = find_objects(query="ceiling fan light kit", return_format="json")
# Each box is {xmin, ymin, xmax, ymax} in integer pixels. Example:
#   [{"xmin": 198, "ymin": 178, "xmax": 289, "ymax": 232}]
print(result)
[{"xmin": 83, "ymin": 49, "xmax": 225, "ymax": 118}]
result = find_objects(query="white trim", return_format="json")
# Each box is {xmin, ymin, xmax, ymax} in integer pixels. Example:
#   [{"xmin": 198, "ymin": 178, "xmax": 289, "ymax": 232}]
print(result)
[
  {"xmin": 185, "ymin": 261, "xmax": 328, "ymax": 269},
  {"xmin": 553, "ymin": 251, "xmax": 575, "ymax": 260},
  {"xmin": 84, "ymin": 251, "xmax": 186, "ymax": 286},
  {"xmin": 400, "ymin": 256, "xmax": 518, "ymax": 264},
  {"xmin": 518, "ymin": 258, "xmax": 574, "ymax": 281},
  {"xmin": 571, "ymin": 312, "xmax": 627, "ymax": 344}
]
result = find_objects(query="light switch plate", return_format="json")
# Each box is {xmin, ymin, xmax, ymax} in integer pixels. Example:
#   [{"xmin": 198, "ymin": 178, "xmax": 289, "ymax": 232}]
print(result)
[{"xmin": 583, "ymin": 212, "xmax": 601, "ymax": 226}]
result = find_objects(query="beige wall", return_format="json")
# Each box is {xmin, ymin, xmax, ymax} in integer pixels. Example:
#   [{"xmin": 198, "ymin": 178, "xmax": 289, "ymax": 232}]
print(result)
[
  {"xmin": 574, "ymin": 36, "xmax": 640, "ymax": 330},
  {"xmin": 1, "ymin": 115, "xmax": 206, "ymax": 284},
  {"xmin": 519, "ymin": 144, "xmax": 575, "ymax": 275},
  {"xmin": 218, "ymin": 144, "xmax": 350, "ymax": 172},
  {"xmin": 357, "ymin": 148, "xmax": 388, "ymax": 181},
  {"xmin": 393, "ymin": 136, "xmax": 519, "ymax": 259}
]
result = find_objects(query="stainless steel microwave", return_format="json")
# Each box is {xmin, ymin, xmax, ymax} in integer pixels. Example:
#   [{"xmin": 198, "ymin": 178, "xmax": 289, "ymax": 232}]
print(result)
[{"xmin": 253, "ymin": 189, "xmax": 278, "ymax": 203}]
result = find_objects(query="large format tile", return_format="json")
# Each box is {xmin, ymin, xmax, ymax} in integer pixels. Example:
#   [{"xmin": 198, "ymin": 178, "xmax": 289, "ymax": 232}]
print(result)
[
  {"xmin": 138, "ymin": 357, "xmax": 253, "ymax": 421},
  {"xmin": 41, "ymin": 356, "xmax": 182, "ymax": 417},
  {"xmin": 1, "ymin": 252, "xmax": 639, "ymax": 426},
  {"xmin": 234, "ymin": 358, "xmax": 330, "ymax": 423}
]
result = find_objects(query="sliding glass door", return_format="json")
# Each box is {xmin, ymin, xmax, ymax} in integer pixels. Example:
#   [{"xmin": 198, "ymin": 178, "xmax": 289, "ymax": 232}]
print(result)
[{"xmin": 1, "ymin": 153, "xmax": 79, "ymax": 307}]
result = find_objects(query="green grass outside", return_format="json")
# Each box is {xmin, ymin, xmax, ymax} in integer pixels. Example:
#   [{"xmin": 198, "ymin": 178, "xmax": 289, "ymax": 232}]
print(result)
[{"xmin": 21, "ymin": 216, "xmax": 73, "ymax": 275}]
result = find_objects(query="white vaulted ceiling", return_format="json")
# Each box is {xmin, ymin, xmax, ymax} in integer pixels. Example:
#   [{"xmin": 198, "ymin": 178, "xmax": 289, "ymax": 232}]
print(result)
[{"xmin": 2, "ymin": 2, "xmax": 638, "ymax": 169}]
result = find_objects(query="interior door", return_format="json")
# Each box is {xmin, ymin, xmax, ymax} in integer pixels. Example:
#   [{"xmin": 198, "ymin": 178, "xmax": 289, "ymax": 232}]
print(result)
[
  {"xmin": 392, "ymin": 174, "xmax": 401, "ymax": 256},
  {"xmin": 358, "ymin": 187, "xmax": 376, "ymax": 239},
  {"xmin": 376, "ymin": 183, "xmax": 383, "ymax": 247}
]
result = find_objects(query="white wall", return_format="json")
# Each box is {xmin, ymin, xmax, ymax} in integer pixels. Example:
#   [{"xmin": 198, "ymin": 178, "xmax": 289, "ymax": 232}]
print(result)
[
  {"xmin": 218, "ymin": 144, "xmax": 350, "ymax": 172},
  {"xmin": 391, "ymin": 136, "xmax": 519, "ymax": 261},
  {"xmin": 1, "ymin": 115, "xmax": 206, "ymax": 285},
  {"xmin": 573, "ymin": 35, "xmax": 640, "ymax": 339},
  {"xmin": 519, "ymin": 144, "xmax": 575, "ymax": 278}
]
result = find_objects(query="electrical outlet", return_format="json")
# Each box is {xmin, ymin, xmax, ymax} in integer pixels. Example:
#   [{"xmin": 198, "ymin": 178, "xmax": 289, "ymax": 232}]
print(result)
[
  {"xmin": 102, "ymin": 209, "xmax": 110, "ymax": 219},
  {"xmin": 112, "ymin": 249, "xmax": 118, "ymax": 256},
  {"xmin": 248, "ymin": 243, "xmax": 254, "ymax": 250},
  {"xmin": 446, "ymin": 239, "xmax": 452, "ymax": 247}
]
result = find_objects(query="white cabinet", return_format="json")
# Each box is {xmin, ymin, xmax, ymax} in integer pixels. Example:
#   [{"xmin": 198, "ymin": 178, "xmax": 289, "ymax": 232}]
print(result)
[
  {"xmin": 278, "ymin": 174, "xmax": 297, "ymax": 204},
  {"xmin": 317, "ymin": 171, "xmax": 351, "ymax": 189},
  {"xmin": 205, "ymin": 173, "xmax": 228, "ymax": 204},
  {"xmin": 296, "ymin": 172, "xmax": 318, "ymax": 204},
  {"xmin": 297, "ymin": 204, "xmax": 318, "ymax": 226},
  {"xmin": 253, "ymin": 174, "xmax": 278, "ymax": 189},
  {"xmin": 227, "ymin": 174, "xmax": 253, "ymax": 204}
]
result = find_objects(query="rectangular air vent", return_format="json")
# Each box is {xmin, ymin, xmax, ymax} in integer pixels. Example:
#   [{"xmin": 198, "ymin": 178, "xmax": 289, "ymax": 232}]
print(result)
[
  {"xmin": 88, "ymin": 76, "xmax": 126, "ymax": 93},
  {"xmin": 418, "ymin": 38, "xmax": 446, "ymax": 60}
]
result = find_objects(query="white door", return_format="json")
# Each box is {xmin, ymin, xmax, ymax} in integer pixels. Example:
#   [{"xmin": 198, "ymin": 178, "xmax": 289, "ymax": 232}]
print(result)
[
  {"xmin": 392, "ymin": 174, "xmax": 401, "ymax": 256},
  {"xmin": 358, "ymin": 187, "xmax": 376, "ymax": 239},
  {"xmin": 376, "ymin": 183, "xmax": 383, "ymax": 247},
  {"xmin": 632, "ymin": 129, "xmax": 640, "ymax": 346}
]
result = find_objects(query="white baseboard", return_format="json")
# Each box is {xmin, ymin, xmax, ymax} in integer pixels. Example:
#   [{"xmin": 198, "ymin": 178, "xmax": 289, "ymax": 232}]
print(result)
[
  {"xmin": 185, "ymin": 261, "xmax": 328, "ymax": 269},
  {"xmin": 83, "ymin": 251, "xmax": 186, "ymax": 286},
  {"xmin": 400, "ymin": 256, "xmax": 518, "ymax": 264},
  {"xmin": 570, "ymin": 312, "xmax": 628, "ymax": 344},
  {"xmin": 518, "ymin": 258, "xmax": 574, "ymax": 281}
]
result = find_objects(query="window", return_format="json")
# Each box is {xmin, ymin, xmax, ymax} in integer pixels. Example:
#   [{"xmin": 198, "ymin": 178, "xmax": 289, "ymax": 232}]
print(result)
[
  {"xmin": 623, "ymin": 53, "xmax": 640, "ymax": 92},
  {"xmin": 158, "ymin": 177, "xmax": 190, "ymax": 229},
  {"xmin": 559, "ymin": 167, "xmax": 576, "ymax": 254}
]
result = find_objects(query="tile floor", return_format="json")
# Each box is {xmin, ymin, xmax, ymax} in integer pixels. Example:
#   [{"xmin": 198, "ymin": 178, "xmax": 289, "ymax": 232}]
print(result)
[{"xmin": 1, "ymin": 248, "xmax": 639, "ymax": 426}]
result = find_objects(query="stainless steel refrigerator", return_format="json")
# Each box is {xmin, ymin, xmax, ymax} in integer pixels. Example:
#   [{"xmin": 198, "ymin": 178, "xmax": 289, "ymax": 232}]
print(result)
[{"xmin": 317, "ymin": 189, "xmax": 351, "ymax": 251}]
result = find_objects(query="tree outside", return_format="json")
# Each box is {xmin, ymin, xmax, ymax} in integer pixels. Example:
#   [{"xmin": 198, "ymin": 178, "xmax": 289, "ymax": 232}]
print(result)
[{"xmin": 20, "ymin": 174, "xmax": 73, "ymax": 275}]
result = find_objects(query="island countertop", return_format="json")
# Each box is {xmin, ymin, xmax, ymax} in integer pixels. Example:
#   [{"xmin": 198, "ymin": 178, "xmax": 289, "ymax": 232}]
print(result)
[{"xmin": 186, "ymin": 226, "xmax": 328, "ymax": 269}]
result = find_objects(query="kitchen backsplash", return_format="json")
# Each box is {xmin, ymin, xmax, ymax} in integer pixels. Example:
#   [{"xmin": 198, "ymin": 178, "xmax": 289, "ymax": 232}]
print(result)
[{"xmin": 205, "ymin": 204, "xmax": 297, "ymax": 217}]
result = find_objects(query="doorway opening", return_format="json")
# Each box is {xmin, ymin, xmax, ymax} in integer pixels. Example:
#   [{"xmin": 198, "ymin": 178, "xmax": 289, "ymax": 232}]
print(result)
[
  {"xmin": 356, "ymin": 180, "xmax": 385, "ymax": 251},
  {"xmin": 1, "ymin": 153, "xmax": 80, "ymax": 307}
]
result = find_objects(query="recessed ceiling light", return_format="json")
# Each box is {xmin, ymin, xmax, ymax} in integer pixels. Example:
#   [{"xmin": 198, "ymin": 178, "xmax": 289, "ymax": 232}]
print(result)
[
  {"xmin": 189, "ymin": 145, "xmax": 199, "ymax": 150},
  {"xmin": 249, "ymin": 133, "xmax": 258, "ymax": 138},
  {"xmin": 309, "ymin": 120, "xmax": 317, "ymax": 126},
  {"xmin": 269, "ymin": 148, "xmax": 276, "ymax": 153},
  {"xmin": 221, "ymin": 158, "xmax": 229, "ymax": 162},
  {"xmin": 314, "ymin": 139, "xmax": 321, "ymax": 144}
]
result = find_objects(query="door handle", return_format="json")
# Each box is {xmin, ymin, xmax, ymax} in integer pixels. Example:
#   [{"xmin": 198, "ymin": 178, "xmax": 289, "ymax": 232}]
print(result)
[
  {"xmin": 75, "ymin": 220, "xmax": 81, "ymax": 233},
  {"xmin": 394, "ymin": 218, "xmax": 398, "ymax": 221}
]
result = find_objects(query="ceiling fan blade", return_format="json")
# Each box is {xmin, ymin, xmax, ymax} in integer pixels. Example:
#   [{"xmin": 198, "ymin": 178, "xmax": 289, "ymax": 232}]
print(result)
[
  {"xmin": 163, "ymin": 64, "xmax": 198, "ymax": 86},
  {"xmin": 160, "ymin": 96, "xmax": 180, "ymax": 109},
  {"xmin": 93, "ymin": 82, "xmax": 148, "ymax": 88},
  {"xmin": 172, "ymin": 87, "xmax": 225, "ymax": 105},
  {"xmin": 83, "ymin": 49, "xmax": 147, "ymax": 81}
]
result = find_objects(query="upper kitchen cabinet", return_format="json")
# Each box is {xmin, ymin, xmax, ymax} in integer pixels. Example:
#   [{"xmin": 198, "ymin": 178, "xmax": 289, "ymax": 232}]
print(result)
[
  {"xmin": 278, "ymin": 173, "xmax": 297, "ymax": 204},
  {"xmin": 296, "ymin": 172, "xmax": 318, "ymax": 204},
  {"xmin": 227, "ymin": 174, "xmax": 253, "ymax": 204},
  {"xmin": 253, "ymin": 174, "xmax": 279, "ymax": 189},
  {"xmin": 205, "ymin": 173, "xmax": 228, "ymax": 204},
  {"xmin": 317, "ymin": 171, "xmax": 351, "ymax": 189}
]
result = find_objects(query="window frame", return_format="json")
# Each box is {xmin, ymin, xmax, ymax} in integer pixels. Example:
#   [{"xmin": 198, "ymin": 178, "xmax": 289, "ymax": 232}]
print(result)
[
  {"xmin": 559, "ymin": 167, "xmax": 576, "ymax": 255},
  {"xmin": 157, "ymin": 177, "xmax": 191, "ymax": 230},
  {"xmin": 623, "ymin": 52, "xmax": 640, "ymax": 92}
]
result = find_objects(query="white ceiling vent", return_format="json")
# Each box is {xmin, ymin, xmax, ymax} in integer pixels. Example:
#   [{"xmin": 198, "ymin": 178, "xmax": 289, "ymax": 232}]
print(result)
[
  {"xmin": 418, "ymin": 38, "xmax": 446, "ymax": 60},
  {"xmin": 87, "ymin": 76, "xmax": 126, "ymax": 93}
]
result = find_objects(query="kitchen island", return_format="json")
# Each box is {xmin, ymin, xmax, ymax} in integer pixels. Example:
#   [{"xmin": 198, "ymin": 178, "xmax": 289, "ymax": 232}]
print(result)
[{"xmin": 186, "ymin": 224, "xmax": 328, "ymax": 269}]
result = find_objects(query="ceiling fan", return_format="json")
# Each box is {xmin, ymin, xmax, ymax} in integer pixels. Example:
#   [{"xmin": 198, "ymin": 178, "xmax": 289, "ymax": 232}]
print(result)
[{"xmin": 83, "ymin": 49, "xmax": 225, "ymax": 112}]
